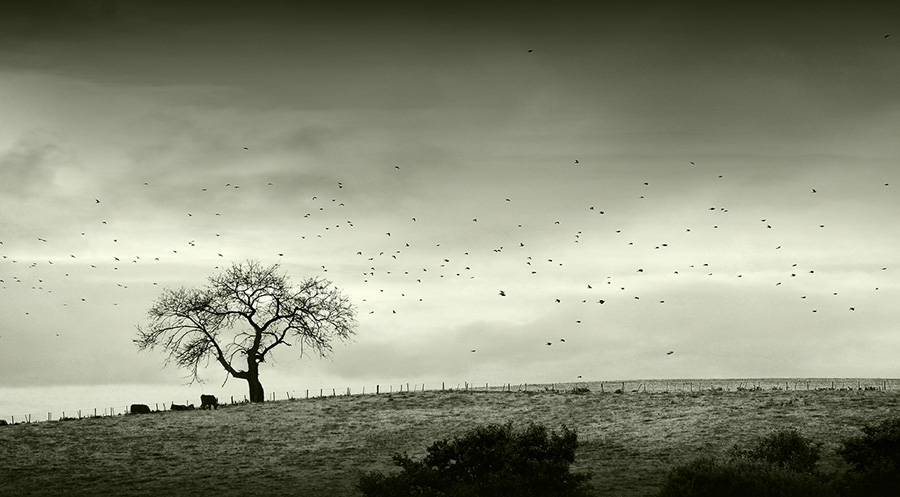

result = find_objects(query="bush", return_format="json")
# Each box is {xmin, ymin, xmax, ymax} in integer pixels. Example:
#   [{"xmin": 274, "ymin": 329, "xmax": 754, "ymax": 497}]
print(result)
[
  {"xmin": 731, "ymin": 428, "xmax": 822, "ymax": 474},
  {"xmin": 658, "ymin": 429, "xmax": 834, "ymax": 497},
  {"xmin": 835, "ymin": 417, "xmax": 900, "ymax": 497},
  {"xmin": 356, "ymin": 422, "xmax": 592, "ymax": 497},
  {"xmin": 657, "ymin": 457, "xmax": 836, "ymax": 497}
]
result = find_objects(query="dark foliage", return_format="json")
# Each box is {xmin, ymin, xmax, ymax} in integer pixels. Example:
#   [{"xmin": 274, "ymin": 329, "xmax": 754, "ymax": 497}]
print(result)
[
  {"xmin": 732, "ymin": 428, "xmax": 822, "ymax": 474},
  {"xmin": 657, "ymin": 457, "xmax": 836, "ymax": 497},
  {"xmin": 356, "ymin": 422, "xmax": 592, "ymax": 497},
  {"xmin": 658, "ymin": 429, "xmax": 834, "ymax": 497},
  {"xmin": 835, "ymin": 417, "xmax": 900, "ymax": 497}
]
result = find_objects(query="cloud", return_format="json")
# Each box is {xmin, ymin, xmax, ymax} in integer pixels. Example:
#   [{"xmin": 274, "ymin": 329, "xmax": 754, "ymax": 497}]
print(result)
[{"xmin": 0, "ymin": 131, "xmax": 64, "ymax": 196}]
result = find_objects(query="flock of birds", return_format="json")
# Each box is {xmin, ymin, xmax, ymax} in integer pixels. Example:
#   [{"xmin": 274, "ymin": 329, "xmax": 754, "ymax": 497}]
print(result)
[
  {"xmin": 1, "ymin": 138, "xmax": 896, "ymax": 371},
  {"xmin": 2, "ymin": 35, "xmax": 898, "ymax": 366}
]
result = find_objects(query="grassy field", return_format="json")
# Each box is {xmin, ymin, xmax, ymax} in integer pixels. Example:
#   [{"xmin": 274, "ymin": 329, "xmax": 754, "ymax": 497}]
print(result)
[{"xmin": 2, "ymin": 387, "xmax": 898, "ymax": 496}]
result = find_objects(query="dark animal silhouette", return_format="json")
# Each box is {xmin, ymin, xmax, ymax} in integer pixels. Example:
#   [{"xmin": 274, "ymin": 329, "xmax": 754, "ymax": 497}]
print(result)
[
  {"xmin": 170, "ymin": 403, "xmax": 194, "ymax": 411},
  {"xmin": 130, "ymin": 404, "xmax": 152, "ymax": 414},
  {"xmin": 200, "ymin": 394, "xmax": 219, "ymax": 410}
]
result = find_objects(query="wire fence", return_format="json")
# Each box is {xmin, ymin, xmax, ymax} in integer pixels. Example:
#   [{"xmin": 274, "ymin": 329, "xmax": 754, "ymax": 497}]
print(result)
[{"xmin": 3, "ymin": 378, "xmax": 898, "ymax": 426}]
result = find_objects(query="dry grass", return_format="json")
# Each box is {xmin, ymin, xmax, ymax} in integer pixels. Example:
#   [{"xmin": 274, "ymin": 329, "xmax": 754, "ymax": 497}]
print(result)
[{"xmin": 1, "ymin": 388, "xmax": 898, "ymax": 496}]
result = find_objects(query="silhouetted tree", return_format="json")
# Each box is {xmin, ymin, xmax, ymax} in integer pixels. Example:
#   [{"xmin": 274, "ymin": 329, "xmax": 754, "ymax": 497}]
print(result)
[{"xmin": 135, "ymin": 260, "xmax": 356, "ymax": 402}]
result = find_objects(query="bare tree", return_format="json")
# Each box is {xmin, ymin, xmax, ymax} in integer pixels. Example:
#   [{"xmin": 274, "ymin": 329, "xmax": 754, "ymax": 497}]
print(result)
[{"xmin": 135, "ymin": 260, "xmax": 357, "ymax": 402}]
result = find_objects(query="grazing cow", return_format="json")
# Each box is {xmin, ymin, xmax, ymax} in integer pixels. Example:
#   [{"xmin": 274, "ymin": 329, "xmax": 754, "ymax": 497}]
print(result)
[
  {"xmin": 0, "ymin": 419, "xmax": 8, "ymax": 426},
  {"xmin": 170, "ymin": 403, "xmax": 194, "ymax": 411},
  {"xmin": 130, "ymin": 404, "xmax": 152, "ymax": 415},
  {"xmin": 200, "ymin": 394, "xmax": 218, "ymax": 410}
]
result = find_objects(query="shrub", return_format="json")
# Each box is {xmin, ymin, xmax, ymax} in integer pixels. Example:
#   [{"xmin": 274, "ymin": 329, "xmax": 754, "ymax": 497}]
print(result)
[
  {"xmin": 658, "ymin": 429, "xmax": 833, "ymax": 497},
  {"xmin": 835, "ymin": 417, "xmax": 900, "ymax": 497},
  {"xmin": 731, "ymin": 428, "xmax": 822, "ymax": 474},
  {"xmin": 356, "ymin": 422, "xmax": 592, "ymax": 497},
  {"xmin": 657, "ymin": 457, "xmax": 836, "ymax": 497}
]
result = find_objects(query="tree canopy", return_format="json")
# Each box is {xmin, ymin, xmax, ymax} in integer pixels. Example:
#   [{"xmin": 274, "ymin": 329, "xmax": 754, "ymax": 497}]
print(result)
[{"xmin": 135, "ymin": 259, "xmax": 357, "ymax": 402}]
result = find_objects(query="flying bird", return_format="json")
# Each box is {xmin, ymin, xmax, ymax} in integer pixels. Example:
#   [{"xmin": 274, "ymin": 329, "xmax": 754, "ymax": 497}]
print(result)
[{"xmin": 667, "ymin": 351, "xmax": 674, "ymax": 355}]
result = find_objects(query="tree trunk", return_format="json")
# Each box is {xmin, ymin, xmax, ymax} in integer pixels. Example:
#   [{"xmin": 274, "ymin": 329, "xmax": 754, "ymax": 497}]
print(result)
[
  {"xmin": 247, "ymin": 373, "xmax": 265, "ymax": 403},
  {"xmin": 245, "ymin": 354, "xmax": 264, "ymax": 403}
]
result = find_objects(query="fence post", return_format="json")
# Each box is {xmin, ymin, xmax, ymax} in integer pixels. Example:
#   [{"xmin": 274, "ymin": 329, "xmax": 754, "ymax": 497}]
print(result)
[
  {"xmin": 376, "ymin": 385, "xmax": 379, "ymax": 394},
  {"xmin": 94, "ymin": 408, "xmax": 97, "ymax": 417},
  {"xmin": 10, "ymin": 416, "xmax": 13, "ymax": 424},
  {"xmin": 442, "ymin": 382, "xmax": 444, "ymax": 391},
  {"xmin": 231, "ymin": 396, "xmax": 234, "ymax": 405},
  {"xmin": 48, "ymin": 412, "xmax": 51, "ymax": 422},
  {"xmin": 306, "ymin": 389, "xmax": 309, "ymax": 399}
]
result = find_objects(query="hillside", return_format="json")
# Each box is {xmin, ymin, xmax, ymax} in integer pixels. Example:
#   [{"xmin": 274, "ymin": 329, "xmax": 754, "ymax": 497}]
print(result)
[{"xmin": 2, "ymin": 388, "xmax": 898, "ymax": 496}]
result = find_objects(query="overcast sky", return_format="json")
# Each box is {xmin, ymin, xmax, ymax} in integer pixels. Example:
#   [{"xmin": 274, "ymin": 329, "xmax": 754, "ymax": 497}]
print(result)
[{"xmin": 2, "ymin": 1, "xmax": 900, "ymax": 413}]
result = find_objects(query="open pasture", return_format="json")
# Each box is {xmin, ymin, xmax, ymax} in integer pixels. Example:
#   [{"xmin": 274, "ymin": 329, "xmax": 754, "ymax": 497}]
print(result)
[{"xmin": 2, "ymin": 388, "xmax": 898, "ymax": 496}]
